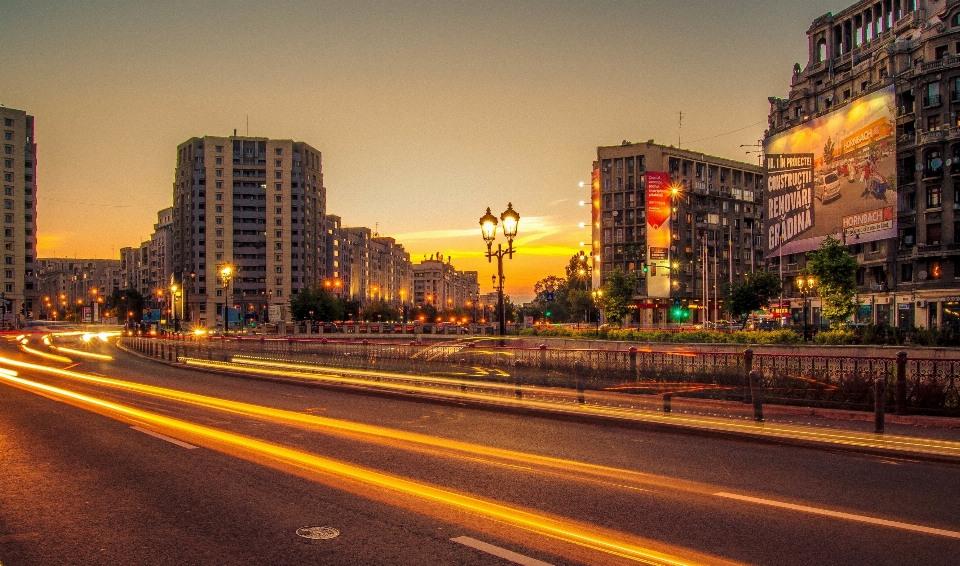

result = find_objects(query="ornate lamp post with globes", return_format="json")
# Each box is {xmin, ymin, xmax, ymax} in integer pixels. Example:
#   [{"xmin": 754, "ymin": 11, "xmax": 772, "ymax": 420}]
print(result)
[
  {"xmin": 796, "ymin": 275, "xmax": 816, "ymax": 342},
  {"xmin": 220, "ymin": 265, "xmax": 233, "ymax": 333},
  {"xmin": 480, "ymin": 203, "xmax": 520, "ymax": 336}
]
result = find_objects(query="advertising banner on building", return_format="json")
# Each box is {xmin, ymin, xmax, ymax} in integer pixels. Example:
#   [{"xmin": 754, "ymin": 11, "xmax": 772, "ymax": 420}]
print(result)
[
  {"xmin": 645, "ymin": 171, "xmax": 672, "ymax": 298},
  {"xmin": 591, "ymin": 166, "xmax": 601, "ymax": 289},
  {"xmin": 764, "ymin": 85, "xmax": 897, "ymax": 256}
]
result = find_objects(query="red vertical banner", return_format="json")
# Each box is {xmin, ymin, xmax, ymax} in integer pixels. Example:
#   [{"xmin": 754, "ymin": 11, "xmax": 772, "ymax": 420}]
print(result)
[
  {"xmin": 646, "ymin": 172, "xmax": 671, "ymax": 298},
  {"xmin": 591, "ymin": 166, "xmax": 601, "ymax": 287}
]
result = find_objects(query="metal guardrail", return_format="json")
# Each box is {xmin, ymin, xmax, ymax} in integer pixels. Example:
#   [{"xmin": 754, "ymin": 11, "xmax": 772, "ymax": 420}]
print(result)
[{"xmin": 124, "ymin": 337, "xmax": 960, "ymax": 416}]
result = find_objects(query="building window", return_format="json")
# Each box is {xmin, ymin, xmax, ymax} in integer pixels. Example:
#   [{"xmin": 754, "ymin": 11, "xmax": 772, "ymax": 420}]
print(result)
[
  {"xmin": 216, "ymin": 169, "xmax": 223, "ymax": 177},
  {"xmin": 925, "ymin": 82, "xmax": 941, "ymax": 106},
  {"xmin": 2, "ymin": 119, "xmax": 11, "ymax": 127},
  {"xmin": 215, "ymin": 145, "xmax": 223, "ymax": 153},
  {"xmin": 927, "ymin": 223, "xmax": 942, "ymax": 245},
  {"xmin": 2, "ymin": 187, "xmax": 9, "ymax": 196},
  {"xmin": 929, "ymin": 261, "xmax": 943, "ymax": 279},
  {"xmin": 275, "ymin": 148, "xmax": 282, "ymax": 155},
  {"xmin": 927, "ymin": 186, "xmax": 942, "ymax": 208},
  {"xmin": 216, "ymin": 229, "xmax": 223, "ymax": 237},
  {"xmin": 215, "ymin": 217, "xmax": 223, "ymax": 225}
]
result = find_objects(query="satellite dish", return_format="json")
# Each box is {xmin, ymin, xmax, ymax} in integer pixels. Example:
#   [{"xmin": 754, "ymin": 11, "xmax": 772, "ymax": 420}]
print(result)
[{"xmin": 918, "ymin": 270, "xmax": 928, "ymax": 280}]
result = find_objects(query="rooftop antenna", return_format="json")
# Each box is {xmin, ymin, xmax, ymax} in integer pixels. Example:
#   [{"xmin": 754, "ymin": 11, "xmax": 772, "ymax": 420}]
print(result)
[
  {"xmin": 374, "ymin": 222, "xmax": 379, "ymax": 237},
  {"xmin": 246, "ymin": 115, "xmax": 249, "ymax": 136},
  {"xmin": 678, "ymin": 111, "xmax": 683, "ymax": 148}
]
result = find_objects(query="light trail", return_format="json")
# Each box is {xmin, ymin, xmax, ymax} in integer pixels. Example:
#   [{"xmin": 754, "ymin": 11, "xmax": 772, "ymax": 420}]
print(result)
[
  {"xmin": 0, "ymin": 370, "xmax": 734, "ymax": 566},
  {"xmin": 52, "ymin": 346, "xmax": 113, "ymax": 361},
  {"xmin": 180, "ymin": 356, "xmax": 960, "ymax": 460},
  {"xmin": 0, "ymin": 354, "xmax": 720, "ymax": 495},
  {"xmin": 19, "ymin": 343, "xmax": 72, "ymax": 363}
]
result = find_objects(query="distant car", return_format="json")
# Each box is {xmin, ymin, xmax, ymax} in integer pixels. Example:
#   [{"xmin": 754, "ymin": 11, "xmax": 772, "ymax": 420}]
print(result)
[{"xmin": 821, "ymin": 172, "xmax": 841, "ymax": 203}]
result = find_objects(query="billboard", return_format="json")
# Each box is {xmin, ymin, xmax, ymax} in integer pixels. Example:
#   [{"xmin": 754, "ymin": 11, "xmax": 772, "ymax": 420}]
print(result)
[
  {"xmin": 646, "ymin": 171, "xmax": 672, "ymax": 298},
  {"xmin": 763, "ymin": 85, "xmax": 896, "ymax": 256}
]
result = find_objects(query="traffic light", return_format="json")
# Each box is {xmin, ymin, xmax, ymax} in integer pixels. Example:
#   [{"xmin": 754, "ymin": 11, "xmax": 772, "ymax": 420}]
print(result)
[
  {"xmin": 671, "ymin": 299, "xmax": 690, "ymax": 323},
  {"xmin": 545, "ymin": 310, "xmax": 552, "ymax": 319},
  {"xmin": 641, "ymin": 262, "xmax": 648, "ymax": 274}
]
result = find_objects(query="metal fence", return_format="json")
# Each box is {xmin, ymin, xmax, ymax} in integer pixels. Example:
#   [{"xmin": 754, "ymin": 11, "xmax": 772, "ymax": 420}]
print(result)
[{"xmin": 124, "ymin": 336, "xmax": 960, "ymax": 416}]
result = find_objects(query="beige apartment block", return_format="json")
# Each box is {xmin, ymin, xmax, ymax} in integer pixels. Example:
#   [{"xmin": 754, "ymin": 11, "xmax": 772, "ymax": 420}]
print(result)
[
  {"xmin": 172, "ymin": 136, "xmax": 326, "ymax": 328},
  {"xmin": 0, "ymin": 106, "xmax": 39, "ymax": 323},
  {"xmin": 592, "ymin": 141, "xmax": 763, "ymax": 326}
]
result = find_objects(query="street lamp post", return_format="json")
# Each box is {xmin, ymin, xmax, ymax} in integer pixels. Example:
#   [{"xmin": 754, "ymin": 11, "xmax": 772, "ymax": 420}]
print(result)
[
  {"xmin": 220, "ymin": 265, "xmax": 233, "ymax": 333},
  {"xmin": 480, "ymin": 203, "xmax": 520, "ymax": 336},
  {"xmin": 170, "ymin": 283, "xmax": 180, "ymax": 333},
  {"xmin": 796, "ymin": 275, "xmax": 816, "ymax": 342},
  {"xmin": 591, "ymin": 289, "xmax": 603, "ymax": 336}
]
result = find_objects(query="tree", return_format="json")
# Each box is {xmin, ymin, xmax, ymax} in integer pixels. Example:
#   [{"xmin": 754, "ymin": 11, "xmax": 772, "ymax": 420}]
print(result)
[
  {"xmin": 805, "ymin": 235, "xmax": 858, "ymax": 328},
  {"xmin": 109, "ymin": 288, "xmax": 146, "ymax": 324},
  {"xmin": 822, "ymin": 136, "xmax": 836, "ymax": 167},
  {"xmin": 601, "ymin": 267, "xmax": 637, "ymax": 326},
  {"xmin": 565, "ymin": 253, "xmax": 592, "ymax": 291},
  {"xmin": 533, "ymin": 275, "xmax": 570, "ymax": 322},
  {"xmin": 289, "ymin": 285, "xmax": 343, "ymax": 321},
  {"xmin": 726, "ymin": 271, "xmax": 783, "ymax": 327}
]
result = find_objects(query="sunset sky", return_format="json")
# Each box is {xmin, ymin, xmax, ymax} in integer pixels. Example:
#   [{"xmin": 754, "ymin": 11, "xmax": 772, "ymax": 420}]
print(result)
[{"xmin": 1, "ymin": 0, "xmax": 839, "ymax": 301}]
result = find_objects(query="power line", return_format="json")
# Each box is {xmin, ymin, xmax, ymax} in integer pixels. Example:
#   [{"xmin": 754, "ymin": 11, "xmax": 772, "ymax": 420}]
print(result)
[{"xmin": 685, "ymin": 120, "xmax": 766, "ymax": 145}]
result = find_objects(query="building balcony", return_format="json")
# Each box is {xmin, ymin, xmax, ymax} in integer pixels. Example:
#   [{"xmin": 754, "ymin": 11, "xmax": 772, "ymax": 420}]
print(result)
[{"xmin": 920, "ymin": 54, "xmax": 960, "ymax": 75}]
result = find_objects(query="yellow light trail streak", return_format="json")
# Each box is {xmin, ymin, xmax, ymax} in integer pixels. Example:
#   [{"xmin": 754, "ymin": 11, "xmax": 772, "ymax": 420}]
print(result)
[
  {"xmin": 0, "ymin": 370, "xmax": 730, "ymax": 566},
  {"xmin": 182, "ymin": 356, "xmax": 960, "ymax": 460},
  {"xmin": 0, "ymin": 354, "xmax": 715, "ymax": 496},
  {"xmin": 19, "ymin": 344, "xmax": 72, "ymax": 363},
  {"xmin": 52, "ymin": 346, "xmax": 113, "ymax": 361}
]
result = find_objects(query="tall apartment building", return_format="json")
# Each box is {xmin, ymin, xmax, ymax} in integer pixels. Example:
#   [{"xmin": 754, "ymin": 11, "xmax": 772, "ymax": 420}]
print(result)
[
  {"xmin": 591, "ymin": 141, "xmax": 764, "ymax": 325},
  {"xmin": 766, "ymin": 0, "xmax": 960, "ymax": 330},
  {"xmin": 119, "ymin": 208, "xmax": 174, "ymax": 296},
  {"xmin": 1, "ymin": 106, "xmax": 39, "ymax": 322},
  {"xmin": 412, "ymin": 257, "xmax": 480, "ymax": 309},
  {"xmin": 172, "ymin": 136, "xmax": 326, "ymax": 327}
]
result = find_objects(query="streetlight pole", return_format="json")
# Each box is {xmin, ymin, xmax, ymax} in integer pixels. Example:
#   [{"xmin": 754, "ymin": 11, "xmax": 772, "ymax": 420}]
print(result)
[
  {"xmin": 480, "ymin": 203, "xmax": 520, "ymax": 337},
  {"xmin": 220, "ymin": 265, "xmax": 233, "ymax": 334},
  {"xmin": 796, "ymin": 275, "xmax": 816, "ymax": 342},
  {"xmin": 591, "ymin": 289, "xmax": 603, "ymax": 336}
]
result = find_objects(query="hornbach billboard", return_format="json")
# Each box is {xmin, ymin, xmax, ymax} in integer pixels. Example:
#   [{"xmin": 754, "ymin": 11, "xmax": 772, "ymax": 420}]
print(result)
[{"xmin": 764, "ymin": 85, "xmax": 897, "ymax": 256}]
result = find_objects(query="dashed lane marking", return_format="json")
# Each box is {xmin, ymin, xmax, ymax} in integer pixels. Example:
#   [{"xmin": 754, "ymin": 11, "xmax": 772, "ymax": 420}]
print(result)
[
  {"xmin": 714, "ymin": 492, "xmax": 960, "ymax": 539},
  {"xmin": 451, "ymin": 536, "xmax": 554, "ymax": 566},
  {"xmin": 131, "ymin": 426, "xmax": 199, "ymax": 449}
]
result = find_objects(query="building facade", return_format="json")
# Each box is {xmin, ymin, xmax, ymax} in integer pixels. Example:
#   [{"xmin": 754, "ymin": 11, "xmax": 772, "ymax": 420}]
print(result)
[
  {"xmin": 1, "ymin": 106, "xmax": 39, "ymax": 322},
  {"xmin": 37, "ymin": 258, "xmax": 121, "ymax": 321},
  {"xmin": 767, "ymin": 0, "xmax": 960, "ymax": 330},
  {"xmin": 412, "ymin": 257, "xmax": 480, "ymax": 310},
  {"xmin": 171, "ymin": 136, "xmax": 326, "ymax": 327},
  {"xmin": 592, "ymin": 141, "xmax": 764, "ymax": 325}
]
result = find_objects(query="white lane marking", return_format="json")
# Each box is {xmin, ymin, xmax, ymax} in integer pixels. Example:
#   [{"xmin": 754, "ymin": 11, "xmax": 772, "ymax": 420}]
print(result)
[
  {"xmin": 451, "ymin": 536, "xmax": 554, "ymax": 566},
  {"xmin": 714, "ymin": 492, "xmax": 960, "ymax": 539},
  {"xmin": 131, "ymin": 426, "xmax": 198, "ymax": 449}
]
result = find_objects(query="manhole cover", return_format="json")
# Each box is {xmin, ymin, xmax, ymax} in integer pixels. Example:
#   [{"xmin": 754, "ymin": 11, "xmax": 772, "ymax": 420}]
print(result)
[{"xmin": 296, "ymin": 526, "xmax": 340, "ymax": 540}]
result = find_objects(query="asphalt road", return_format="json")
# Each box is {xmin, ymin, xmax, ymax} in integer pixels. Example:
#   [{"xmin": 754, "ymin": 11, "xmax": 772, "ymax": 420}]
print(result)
[{"xmin": 0, "ymin": 337, "xmax": 958, "ymax": 565}]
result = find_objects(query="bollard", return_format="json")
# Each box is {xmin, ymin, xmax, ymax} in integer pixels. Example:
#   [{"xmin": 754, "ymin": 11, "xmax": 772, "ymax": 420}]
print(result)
[
  {"xmin": 629, "ymin": 347, "xmax": 638, "ymax": 374},
  {"xmin": 514, "ymin": 360, "xmax": 523, "ymax": 399},
  {"xmin": 874, "ymin": 377, "xmax": 886, "ymax": 434},
  {"xmin": 539, "ymin": 344, "xmax": 547, "ymax": 368},
  {"xmin": 742, "ymin": 349, "xmax": 754, "ymax": 404},
  {"xmin": 748, "ymin": 370, "xmax": 764, "ymax": 422},
  {"xmin": 663, "ymin": 393, "xmax": 672, "ymax": 413},
  {"xmin": 159, "ymin": 344, "xmax": 164, "ymax": 359},
  {"xmin": 895, "ymin": 351, "xmax": 907, "ymax": 415},
  {"xmin": 573, "ymin": 360, "xmax": 585, "ymax": 404}
]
